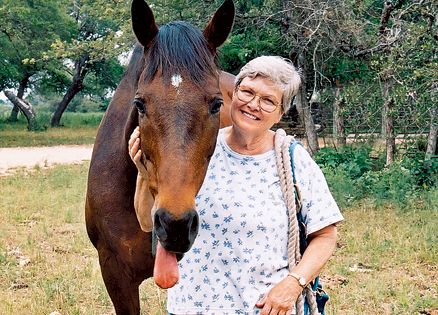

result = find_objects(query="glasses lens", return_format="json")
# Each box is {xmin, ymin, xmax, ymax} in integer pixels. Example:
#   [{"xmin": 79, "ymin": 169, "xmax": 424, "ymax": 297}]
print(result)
[
  {"xmin": 259, "ymin": 99, "xmax": 277, "ymax": 113},
  {"xmin": 237, "ymin": 89, "xmax": 254, "ymax": 102}
]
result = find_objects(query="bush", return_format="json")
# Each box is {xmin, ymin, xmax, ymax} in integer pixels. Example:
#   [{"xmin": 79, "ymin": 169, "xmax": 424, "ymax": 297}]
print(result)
[
  {"xmin": 367, "ymin": 164, "xmax": 417, "ymax": 206},
  {"xmin": 320, "ymin": 166, "xmax": 359, "ymax": 207},
  {"xmin": 315, "ymin": 145, "xmax": 380, "ymax": 179},
  {"xmin": 401, "ymin": 154, "xmax": 438, "ymax": 189},
  {"xmin": 316, "ymin": 145, "xmax": 437, "ymax": 207}
]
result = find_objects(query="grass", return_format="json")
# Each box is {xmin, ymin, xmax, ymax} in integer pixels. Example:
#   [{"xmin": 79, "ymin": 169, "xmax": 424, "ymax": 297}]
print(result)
[
  {"xmin": 0, "ymin": 111, "xmax": 103, "ymax": 147},
  {"xmin": 325, "ymin": 196, "xmax": 437, "ymax": 314},
  {"xmin": 0, "ymin": 163, "xmax": 165, "ymax": 315},
  {"xmin": 0, "ymin": 164, "xmax": 437, "ymax": 314}
]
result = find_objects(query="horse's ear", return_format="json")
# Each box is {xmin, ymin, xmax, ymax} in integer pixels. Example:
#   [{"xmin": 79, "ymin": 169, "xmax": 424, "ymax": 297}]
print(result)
[
  {"xmin": 131, "ymin": 0, "xmax": 159, "ymax": 48},
  {"xmin": 203, "ymin": 0, "xmax": 235, "ymax": 51}
]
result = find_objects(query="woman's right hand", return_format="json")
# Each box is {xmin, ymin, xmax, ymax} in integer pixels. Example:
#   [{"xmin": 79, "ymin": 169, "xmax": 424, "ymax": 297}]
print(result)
[{"xmin": 128, "ymin": 126, "xmax": 148, "ymax": 178}]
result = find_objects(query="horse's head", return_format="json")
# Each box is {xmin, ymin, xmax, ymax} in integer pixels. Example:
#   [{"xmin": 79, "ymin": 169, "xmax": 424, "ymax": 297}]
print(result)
[{"xmin": 130, "ymin": 0, "xmax": 234, "ymax": 286}]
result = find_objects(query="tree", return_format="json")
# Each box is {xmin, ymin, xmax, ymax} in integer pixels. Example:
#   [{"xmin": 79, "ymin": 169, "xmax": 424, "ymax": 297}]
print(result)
[
  {"xmin": 0, "ymin": 0, "xmax": 73, "ymax": 122},
  {"xmin": 276, "ymin": 0, "xmax": 356, "ymax": 153},
  {"xmin": 3, "ymin": 90, "xmax": 39, "ymax": 130},
  {"xmin": 49, "ymin": 0, "xmax": 132, "ymax": 126}
]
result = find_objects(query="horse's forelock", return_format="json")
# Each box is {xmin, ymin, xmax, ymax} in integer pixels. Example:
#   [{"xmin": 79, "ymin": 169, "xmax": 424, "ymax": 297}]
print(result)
[{"xmin": 143, "ymin": 21, "xmax": 218, "ymax": 87}]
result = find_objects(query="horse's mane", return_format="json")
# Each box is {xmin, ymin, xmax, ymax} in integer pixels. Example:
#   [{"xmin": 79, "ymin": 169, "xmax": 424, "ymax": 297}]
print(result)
[{"xmin": 142, "ymin": 21, "xmax": 218, "ymax": 86}]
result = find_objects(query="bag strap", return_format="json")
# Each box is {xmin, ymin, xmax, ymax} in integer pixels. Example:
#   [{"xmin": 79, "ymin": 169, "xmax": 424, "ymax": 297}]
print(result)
[
  {"xmin": 289, "ymin": 141, "xmax": 308, "ymax": 255},
  {"xmin": 289, "ymin": 140, "xmax": 320, "ymax": 293}
]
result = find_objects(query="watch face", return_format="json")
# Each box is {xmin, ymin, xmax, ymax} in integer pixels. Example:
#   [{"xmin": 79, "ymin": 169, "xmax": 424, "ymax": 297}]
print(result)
[{"xmin": 299, "ymin": 278, "xmax": 306, "ymax": 286}]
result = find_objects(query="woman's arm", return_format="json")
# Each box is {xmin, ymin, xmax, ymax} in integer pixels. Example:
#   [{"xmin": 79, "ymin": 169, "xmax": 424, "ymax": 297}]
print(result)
[
  {"xmin": 256, "ymin": 225, "xmax": 337, "ymax": 315},
  {"xmin": 128, "ymin": 126, "xmax": 154, "ymax": 232}
]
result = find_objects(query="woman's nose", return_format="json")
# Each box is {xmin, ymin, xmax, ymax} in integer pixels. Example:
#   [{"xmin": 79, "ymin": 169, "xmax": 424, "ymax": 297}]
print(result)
[{"xmin": 247, "ymin": 96, "xmax": 260, "ymax": 110}]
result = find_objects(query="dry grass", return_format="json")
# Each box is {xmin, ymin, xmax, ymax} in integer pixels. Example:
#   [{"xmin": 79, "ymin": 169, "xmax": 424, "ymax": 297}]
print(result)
[
  {"xmin": 0, "ymin": 163, "xmax": 165, "ymax": 314},
  {"xmin": 0, "ymin": 112, "xmax": 102, "ymax": 147},
  {"xmin": 0, "ymin": 163, "xmax": 436, "ymax": 314},
  {"xmin": 324, "ymin": 198, "xmax": 438, "ymax": 314}
]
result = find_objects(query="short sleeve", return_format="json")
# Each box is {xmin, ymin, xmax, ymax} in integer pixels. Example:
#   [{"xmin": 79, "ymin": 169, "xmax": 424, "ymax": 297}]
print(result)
[{"xmin": 292, "ymin": 145, "xmax": 344, "ymax": 236}]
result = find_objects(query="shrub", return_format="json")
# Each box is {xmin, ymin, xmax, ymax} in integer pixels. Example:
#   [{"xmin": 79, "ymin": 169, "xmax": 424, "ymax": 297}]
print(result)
[
  {"xmin": 315, "ymin": 145, "xmax": 378, "ymax": 179},
  {"xmin": 316, "ymin": 144, "xmax": 436, "ymax": 207},
  {"xmin": 401, "ymin": 154, "xmax": 438, "ymax": 189},
  {"xmin": 320, "ymin": 166, "xmax": 358, "ymax": 207}
]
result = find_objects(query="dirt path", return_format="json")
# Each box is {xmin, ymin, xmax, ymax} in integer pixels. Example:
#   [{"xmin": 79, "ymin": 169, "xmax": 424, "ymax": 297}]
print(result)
[{"xmin": 0, "ymin": 145, "xmax": 93, "ymax": 176}]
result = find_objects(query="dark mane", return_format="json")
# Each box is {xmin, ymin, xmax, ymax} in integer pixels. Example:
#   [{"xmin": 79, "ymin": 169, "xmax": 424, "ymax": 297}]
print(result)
[{"xmin": 143, "ymin": 21, "xmax": 218, "ymax": 86}]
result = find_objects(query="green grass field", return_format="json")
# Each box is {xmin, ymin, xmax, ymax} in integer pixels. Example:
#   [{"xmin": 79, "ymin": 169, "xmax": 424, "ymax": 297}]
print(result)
[
  {"xmin": 0, "ymin": 111, "xmax": 103, "ymax": 147},
  {"xmin": 0, "ymin": 163, "xmax": 436, "ymax": 314}
]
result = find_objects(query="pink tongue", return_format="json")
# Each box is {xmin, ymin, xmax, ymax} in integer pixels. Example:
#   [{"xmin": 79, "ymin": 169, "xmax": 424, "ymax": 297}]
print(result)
[{"xmin": 153, "ymin": 241, "xmax": 179, "ymax": 289}]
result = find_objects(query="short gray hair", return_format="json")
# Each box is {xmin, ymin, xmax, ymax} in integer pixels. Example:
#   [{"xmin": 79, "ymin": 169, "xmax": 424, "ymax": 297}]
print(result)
[{"xmin": 235, "ymin": 56, "xmax": 301, "ymax": 113}]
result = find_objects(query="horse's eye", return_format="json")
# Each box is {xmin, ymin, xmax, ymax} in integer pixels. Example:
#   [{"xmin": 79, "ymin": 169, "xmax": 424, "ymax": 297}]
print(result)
[
  {"xmin": 133, "ymin": 98, "xmax": 146, "ymax": 114},
  {"xmin": 209, "ymin": 98, "xmax": 223, "ymax": 115}
]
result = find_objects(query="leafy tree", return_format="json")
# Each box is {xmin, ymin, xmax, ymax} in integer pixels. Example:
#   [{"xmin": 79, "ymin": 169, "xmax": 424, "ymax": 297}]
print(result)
[
  {"xmin": 0, "ymin": 0, "xmax": 73, "ymax": 123},
  {"xmin": 49, "ymin": 0, "xmax": 131, "ymax": 126}
]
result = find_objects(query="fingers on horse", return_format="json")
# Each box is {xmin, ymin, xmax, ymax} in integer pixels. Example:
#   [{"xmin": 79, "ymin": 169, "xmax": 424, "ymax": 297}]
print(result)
[
  {"xmin": 129, "ymin": 137, "xmax": 140, "ymax": 156},
  {"xmin": 128, "ymin": 135, "xmax": 135, "ymax": 150},
  {"xmin": 129, "ymin": 128, "xmax": 140, "ymax": 144},
  {"xmin": 134, "ymin": 148, "xmax": 142, "ymax": 163}
]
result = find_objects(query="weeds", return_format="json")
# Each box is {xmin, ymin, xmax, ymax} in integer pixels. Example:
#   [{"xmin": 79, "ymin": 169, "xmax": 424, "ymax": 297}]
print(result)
[{"xmin": 315, "ymin": 145, "xmax": 438, "ymax": 208}]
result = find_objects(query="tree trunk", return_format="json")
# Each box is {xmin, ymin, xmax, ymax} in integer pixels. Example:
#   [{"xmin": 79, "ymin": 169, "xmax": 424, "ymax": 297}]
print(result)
[
  {"xmin": 4, "ymin": 90, "xmax": 38, "ymax": 130},
  {"xmin": 296, "ymin": 52, "xmax": 319, "ymax": 155},
  {"xmin": 426, "ymin": 106, "xmax": 437, "ymax": 159},
  {"xmin": 8, "ymin": 74, "xmax": 30, "ymax": 121},
  {"xmin": 51, "ymin": 55, "xmax": 89, "ymax": 127},
  {"xmin": 382, "ymin": 72, "xmax": 395, "ymax": 166},
  {"xmin": 333, "ymin": 85, "xmax": 346, "ymax": 147}
]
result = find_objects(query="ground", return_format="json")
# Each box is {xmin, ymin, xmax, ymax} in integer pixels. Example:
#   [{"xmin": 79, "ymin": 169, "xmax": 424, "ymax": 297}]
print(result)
[{"xmin": 0, "ymin": 145, "xmax": 93, "ymax": 176}]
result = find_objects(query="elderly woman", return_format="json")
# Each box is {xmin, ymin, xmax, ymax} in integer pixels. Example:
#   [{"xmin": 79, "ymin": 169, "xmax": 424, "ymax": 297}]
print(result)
[{"xmin": 129, "ymin": 56, "xmax": 343, "ymax": 315}]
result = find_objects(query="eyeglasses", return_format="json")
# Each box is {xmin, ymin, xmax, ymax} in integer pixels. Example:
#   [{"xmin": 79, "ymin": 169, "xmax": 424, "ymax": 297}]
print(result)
[{"xmin": 235, "ymin": 86, "xmax": 281, "ymax": 113}]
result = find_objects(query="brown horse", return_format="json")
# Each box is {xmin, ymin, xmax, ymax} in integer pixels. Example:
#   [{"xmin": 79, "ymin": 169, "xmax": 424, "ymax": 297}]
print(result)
[{"xmin": 85, "ymin": 0, "xmax": 235, "ymax": 314}]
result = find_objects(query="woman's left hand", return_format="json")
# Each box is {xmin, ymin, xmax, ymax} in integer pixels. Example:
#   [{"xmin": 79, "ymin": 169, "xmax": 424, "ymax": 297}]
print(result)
[{"xmin": 255, "ymin": 276, "xmax": 302, "ymax": 315}]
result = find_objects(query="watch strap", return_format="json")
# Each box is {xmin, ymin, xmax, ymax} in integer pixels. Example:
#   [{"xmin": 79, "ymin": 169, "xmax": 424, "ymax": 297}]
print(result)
[{"xmin": 287, "ymin": 271, "xmax": 307, "ymax": 288}]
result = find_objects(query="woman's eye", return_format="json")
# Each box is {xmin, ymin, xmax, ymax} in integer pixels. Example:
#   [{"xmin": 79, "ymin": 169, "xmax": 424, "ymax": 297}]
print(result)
[
  {"xmin": 242, "ymin": 90, "xmax": 254, "ymax": 97},
  {"xmin": 133, "ymin": 98, "xmax": 146, "ymax": 114},
  {"xmin": 263, "ymin": 98, "xmax": 276, "ymax": 106},
  {"xmin": 209, "ymin": 98, "xmax": 223, "ymax": 115}
]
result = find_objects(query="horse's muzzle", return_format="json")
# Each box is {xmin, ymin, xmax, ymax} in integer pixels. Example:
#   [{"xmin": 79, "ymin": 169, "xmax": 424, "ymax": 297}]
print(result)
[{"xmin": 154, "ymin": 208, "xmax": 199, "ymax": 253}]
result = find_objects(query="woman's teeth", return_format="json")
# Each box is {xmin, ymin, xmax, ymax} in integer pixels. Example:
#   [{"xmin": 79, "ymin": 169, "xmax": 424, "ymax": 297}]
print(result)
[{"xmin": 242, "ymin": 111, "xmax": 258, "ymax": 120}]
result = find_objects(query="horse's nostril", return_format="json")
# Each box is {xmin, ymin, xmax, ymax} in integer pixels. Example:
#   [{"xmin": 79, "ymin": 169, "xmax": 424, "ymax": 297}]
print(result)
[
  {"xmin": 189, "ymin": 211, "xmax": 199, "ymax": 237},
  {"xmin": 154, "ymin": 211, "xmax": 168, "ymax": 242}
]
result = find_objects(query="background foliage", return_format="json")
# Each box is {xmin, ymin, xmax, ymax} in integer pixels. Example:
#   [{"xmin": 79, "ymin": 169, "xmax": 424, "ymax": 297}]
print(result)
[{"xmin": 1, "ymin": 0, "xmax": 436, "ymax": 133}]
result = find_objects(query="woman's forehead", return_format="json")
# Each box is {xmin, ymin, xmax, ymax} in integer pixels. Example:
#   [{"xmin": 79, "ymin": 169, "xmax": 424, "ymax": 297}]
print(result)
[{"xmin": 240, "ymin": 76, "xmax": 282, "ymax": 98}]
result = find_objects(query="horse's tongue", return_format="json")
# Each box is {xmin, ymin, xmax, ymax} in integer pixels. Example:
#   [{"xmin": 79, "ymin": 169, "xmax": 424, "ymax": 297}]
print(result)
[{"xmin": 153, "ymin": 241, "xmax": 179, "ymax": 289}]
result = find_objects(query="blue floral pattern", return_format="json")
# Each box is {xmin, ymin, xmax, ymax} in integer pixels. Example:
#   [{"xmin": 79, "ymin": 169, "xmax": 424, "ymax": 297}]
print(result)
[{"xmin": 167, "ymin": 129, "xmax": 343, "ymax": 314}]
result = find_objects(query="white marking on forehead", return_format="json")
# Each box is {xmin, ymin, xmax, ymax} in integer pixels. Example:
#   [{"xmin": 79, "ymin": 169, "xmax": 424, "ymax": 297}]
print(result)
[{"xmin": 171, "ymin": 74, "xmax": 183, "ymax": 89}]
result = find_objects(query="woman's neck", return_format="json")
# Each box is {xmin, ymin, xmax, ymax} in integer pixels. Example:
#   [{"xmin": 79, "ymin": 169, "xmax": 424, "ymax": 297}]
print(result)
[{"xmin": 225, "ymin": 126, "xmax": 274, "ymax": 155}]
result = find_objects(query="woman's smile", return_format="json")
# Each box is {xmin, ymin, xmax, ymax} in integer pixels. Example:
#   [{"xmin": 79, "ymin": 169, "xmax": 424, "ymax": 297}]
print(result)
[{"xmin": 241, "ymin": 109, "xmax": 260, "ymax": 120}]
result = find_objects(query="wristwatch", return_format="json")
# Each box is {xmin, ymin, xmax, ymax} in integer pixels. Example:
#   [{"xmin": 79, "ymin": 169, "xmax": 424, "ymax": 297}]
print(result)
[{"xmin": 288, "ymin": 272, "xmax": 307, "ymax": 288}]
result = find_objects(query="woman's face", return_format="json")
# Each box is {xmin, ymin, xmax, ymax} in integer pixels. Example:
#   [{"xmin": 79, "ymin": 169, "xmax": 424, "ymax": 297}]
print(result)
[{"xmin": 230, "ymin": 76, "xmax": 283, "ymax": 135}]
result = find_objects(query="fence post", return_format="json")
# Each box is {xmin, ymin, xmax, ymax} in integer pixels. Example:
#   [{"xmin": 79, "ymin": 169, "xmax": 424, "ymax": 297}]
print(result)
[
  {"xmin": 426, "ymin": 106, "xmax": 437, "ymax": 160},
  {"xmin": 333, "ymin": 86, "xmax": 346, "ymax": 147},
  {"xmin": 381, "ymin": 70, "xmax": 395, "ymax": 166}
]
